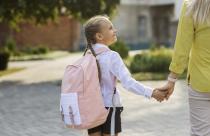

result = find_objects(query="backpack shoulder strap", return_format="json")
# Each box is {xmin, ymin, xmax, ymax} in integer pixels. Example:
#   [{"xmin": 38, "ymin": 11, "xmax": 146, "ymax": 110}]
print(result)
[{"xmin": 85, "ymin": 46, "xmax": 110, "ymax": 56}]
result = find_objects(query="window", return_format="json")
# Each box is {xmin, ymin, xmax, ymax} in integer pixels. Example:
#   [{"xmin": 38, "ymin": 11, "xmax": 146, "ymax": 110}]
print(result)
[{"xmin": 138, "ymin": 16, "xmax": 147, "ymax": 38}]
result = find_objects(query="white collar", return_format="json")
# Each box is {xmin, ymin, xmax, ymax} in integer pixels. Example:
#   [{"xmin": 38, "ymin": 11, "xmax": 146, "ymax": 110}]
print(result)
[{"xmin": 93, "ymin": 43, "xmax": 109, "ymax": 50}]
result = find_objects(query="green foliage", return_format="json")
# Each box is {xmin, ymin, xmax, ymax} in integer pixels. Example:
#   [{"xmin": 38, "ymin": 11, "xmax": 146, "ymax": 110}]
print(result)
[
  {"xmin": 3, "ymin": 37, "xmax": 49, "ymax": 56},
  {"xmin": 132, "ymin": 71, "xmax": 187, "ymax": 81},
  {"xmin": 0, "ymin": 0, "xmax": 120, "ymax": 28},
  {"xmin": 4, "ymin": 37, "xmax": 17, "ymax": 55},
  {"xmin": 0, "ymin": 0, "xmax": 59, "ymax": 28},
  {"xmin": 37, "ymin": 46, "xmax": 49, "ymax": 54},
  {"xmin": 63, "ymin": 0, "xmax": 120, "ymax": 21},
  {"xmin": 0, "ymin": 68, "xmax": 24, "ymax": 77},
  {"xmin": 22, "ymin": 46, "xmax": 49, "ymax": 55},
  {"xmin": 130, "ymin": 48, "xmax": 172, "ymax": 73},
  {"xmin": 109, "ymin": 40, "xmax": 129, "ymax": 59},
  {"xmin": 149, "ymin": 44, "xmax": 157, "ymax": 51}
]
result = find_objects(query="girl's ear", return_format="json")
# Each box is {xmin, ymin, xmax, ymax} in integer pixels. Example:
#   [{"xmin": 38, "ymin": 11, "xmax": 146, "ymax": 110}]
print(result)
[{"xmin": 95, "ymin": 33, "xmax": 104, "ymax": 41}]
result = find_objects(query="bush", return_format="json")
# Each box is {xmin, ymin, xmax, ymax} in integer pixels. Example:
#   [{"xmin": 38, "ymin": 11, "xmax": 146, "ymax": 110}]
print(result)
[
  {"xmin": 109, "ymin": 40, "xmax": 129, "ymax": 59},
  {"xmin": 0, "ymin": 51, "xmax": 10, "ymax": 70},
  {"xmin": 4, "ymin": 37, "xmax": 17, "ymax": 55},
  {"xmin": 37, "ymin": 46, "xmax": 49, "ymax": 54},
  {"xmin": 22, "ymin": 46, "xmax": 49, "ymax": 55},
  {"xmin": 129, "ymin": 53, "xmax": 147, "ymax": 73},
  {"xmin": 130, "ymin": 48, "xmax": 172, "ymax": 73},
  {"xmin": 13, "ymin": 51, "xmax": 24, "ymax": 56}
]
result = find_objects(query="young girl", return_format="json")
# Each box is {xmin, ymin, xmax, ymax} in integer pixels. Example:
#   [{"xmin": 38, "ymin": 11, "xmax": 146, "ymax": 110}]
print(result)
[{"xmin": 83, "ymin": 15, "xmax": 166, "ymax": 136}]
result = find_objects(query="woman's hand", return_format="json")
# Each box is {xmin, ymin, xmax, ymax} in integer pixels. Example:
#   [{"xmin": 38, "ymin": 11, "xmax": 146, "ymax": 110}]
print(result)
[
  {"xmin": 152, "ymin": 89, "xmax": 167, "ymax": 102},
  {"xmin": 156, "ymin": 81, "xmax": 176, "ymax": 100},
  {"xmin": 156, "ymin": 71, "xmax": 178, "ymax": 100}
]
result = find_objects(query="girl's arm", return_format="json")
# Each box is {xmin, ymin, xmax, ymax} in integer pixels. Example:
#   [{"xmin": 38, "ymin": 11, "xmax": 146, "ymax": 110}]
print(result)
[{"xmin": 110, "ymin": 52, "xmax": 154, "ymax": 99}]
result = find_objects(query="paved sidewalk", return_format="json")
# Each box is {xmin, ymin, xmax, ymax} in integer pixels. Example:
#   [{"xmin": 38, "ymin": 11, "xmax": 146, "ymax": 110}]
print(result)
[{"xmin": 0, "ymin": 53, "xmax": 190, "ymax": 136}]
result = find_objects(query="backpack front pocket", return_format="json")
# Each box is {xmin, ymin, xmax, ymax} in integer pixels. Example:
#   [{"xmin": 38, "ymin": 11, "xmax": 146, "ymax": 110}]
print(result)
[{"xmin": 60, "ymin": 93, "xmax": 81, "ymax": 126}]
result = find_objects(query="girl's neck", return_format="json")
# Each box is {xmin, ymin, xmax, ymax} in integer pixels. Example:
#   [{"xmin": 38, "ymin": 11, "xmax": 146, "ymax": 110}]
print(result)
[{"xmin": 96, "ymin": 41, "xmax": 109, "ymax": 46}]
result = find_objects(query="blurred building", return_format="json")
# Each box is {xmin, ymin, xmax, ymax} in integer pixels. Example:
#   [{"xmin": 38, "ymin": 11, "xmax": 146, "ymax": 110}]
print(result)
[
  {"xmin": 0, "ymin": 16, "xmax": 80, "ymax": 51},
  {"xmin": 112, "ymin": 0, "xmax": 183, "ymax": 49}
]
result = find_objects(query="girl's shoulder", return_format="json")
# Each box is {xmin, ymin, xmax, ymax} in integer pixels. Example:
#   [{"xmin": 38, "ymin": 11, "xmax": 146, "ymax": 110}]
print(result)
[
  {"xmin": 107, "ymin": 50, "xmax": 123, "ymax": 63},
  {"xmin": 99, "ymin": 49, "xmax": 117, "ymax": 56},
  {"xmin": 104, "ymin": 50, "xmax": 121, "ymax": 59},
  {"xmin": 99, "ymin": 50, "xmax": 122, "ymax": 64},
  {"xmin": 110, "ymin": 50, "xmax": 121, "ymax": 57}
]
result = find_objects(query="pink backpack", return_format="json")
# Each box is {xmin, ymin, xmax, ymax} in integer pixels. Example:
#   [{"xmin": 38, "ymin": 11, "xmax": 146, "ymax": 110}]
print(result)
[{"xmin": 60, "ymin": 47, "xmax": 110, "ymax": 129}]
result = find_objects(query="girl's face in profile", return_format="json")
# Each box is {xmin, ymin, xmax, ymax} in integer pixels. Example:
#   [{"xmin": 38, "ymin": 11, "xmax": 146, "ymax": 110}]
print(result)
[{"xmin": 96, "ymin": 20, "xmax": 117, "ymax": 46}]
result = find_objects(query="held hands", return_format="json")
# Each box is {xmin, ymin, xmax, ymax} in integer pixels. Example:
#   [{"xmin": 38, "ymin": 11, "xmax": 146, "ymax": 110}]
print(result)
[
  {"xmin": 152, "ymin": 72, "xmax": 177, "ymax": 102},
  {"xmin": 152, "ymin": 81, "xmax": 175, "ymax": 102},
  {"xmin": 156, "ymin": 81, "xmax": 175, "ymax": 100},
  {"xmin": 151, "ymin": 89, "xmax": 168, "ymax": 102}
]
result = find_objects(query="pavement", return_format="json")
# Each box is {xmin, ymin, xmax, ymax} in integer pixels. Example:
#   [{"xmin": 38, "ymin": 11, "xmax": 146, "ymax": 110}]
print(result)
[{"xmin": 0, "ymin": 53, "xmax": 190, "ymax": 136}]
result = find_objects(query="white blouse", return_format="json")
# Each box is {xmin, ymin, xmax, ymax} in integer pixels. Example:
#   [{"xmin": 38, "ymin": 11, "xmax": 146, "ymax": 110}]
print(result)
[{"xmin": 93, "ymin": 43, "xmax": 153, "ymax": 107}]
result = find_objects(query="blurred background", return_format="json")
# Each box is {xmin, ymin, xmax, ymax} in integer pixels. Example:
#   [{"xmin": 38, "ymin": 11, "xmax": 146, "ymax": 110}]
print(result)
[{"xmin": 0, "ymin": 0, "xmax": 190, "ymax": 136}]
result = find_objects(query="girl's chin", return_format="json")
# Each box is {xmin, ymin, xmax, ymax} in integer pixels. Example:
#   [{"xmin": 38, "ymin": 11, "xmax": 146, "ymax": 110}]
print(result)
[
  {"xmin": 107, "ymin": 37, "xmax": 117, "ymax": 45},
  {"xmin": 113, "ymin": 36, "xmax": 117, "ymax": 41},
  {"xmin": 114, "ymin": 37, "xmax": 117, "ymax": 42},
  {"xmin": 111, "ymin": 39, "xmax": 117, "ymax": 45}
]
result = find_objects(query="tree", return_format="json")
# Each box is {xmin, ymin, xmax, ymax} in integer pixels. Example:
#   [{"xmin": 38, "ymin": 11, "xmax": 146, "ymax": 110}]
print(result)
[
  {"xmin": 63, "ymin": 0, "xmax": 120, "ymax": 21},
  {"xmin": 0, "ymin": 0, "xmax": 120, "ymax": 28}
]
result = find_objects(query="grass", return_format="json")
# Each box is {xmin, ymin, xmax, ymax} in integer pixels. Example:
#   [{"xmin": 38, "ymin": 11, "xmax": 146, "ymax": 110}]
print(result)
[
  {"xmin": 10, "ymin": 51, "xmax": 71, "ymax": 61},
  {"xmin": 132, "ymin": 72, "xmax": 187, "ymax": 81},
  {"xmin": 0, "ymin": 67, "xmax": 25, "ymax": 77}
]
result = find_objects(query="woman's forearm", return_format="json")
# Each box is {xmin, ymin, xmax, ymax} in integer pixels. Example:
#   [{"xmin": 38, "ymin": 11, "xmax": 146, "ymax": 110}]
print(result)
[{"xmin": 169, "ymin": 71, "xmax": 179, "ymax": 79}]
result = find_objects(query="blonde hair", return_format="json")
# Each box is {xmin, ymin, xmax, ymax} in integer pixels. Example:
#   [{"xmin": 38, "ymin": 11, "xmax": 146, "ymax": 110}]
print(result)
[
  {"xmin": 83, "ymin": 15, "xmax": 110, "ymax": 81},
  {"xmin": 84, "ymin": 15, "xmax": 110, "ymax": 45},
  {"xmin": 186, "ymin": 0, "xmax": 210, "ymax": 25}
]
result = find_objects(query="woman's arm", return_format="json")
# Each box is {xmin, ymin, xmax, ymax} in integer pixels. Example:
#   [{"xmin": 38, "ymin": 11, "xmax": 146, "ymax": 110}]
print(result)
[
  {"xmin": 156, "ymin": 1, "xmax": 195, "ymax": 100},
  {"xmin": 169, "ymin": 1, "xmax": 194, "ymax": 74}
]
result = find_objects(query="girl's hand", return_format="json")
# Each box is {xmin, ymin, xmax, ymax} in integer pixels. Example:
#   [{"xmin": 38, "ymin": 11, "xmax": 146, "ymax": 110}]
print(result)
[{"xmin": 152, "ymin": 89, "xmax": 167, "ymax": 102}]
